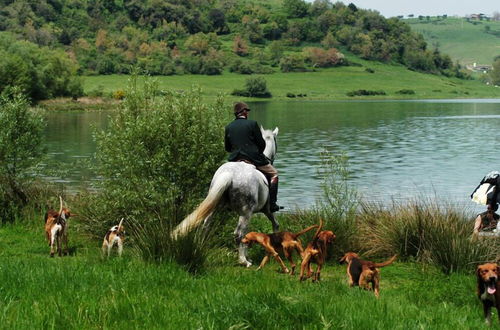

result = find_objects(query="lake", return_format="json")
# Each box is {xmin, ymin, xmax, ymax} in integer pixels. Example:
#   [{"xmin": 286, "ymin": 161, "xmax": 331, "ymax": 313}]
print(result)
[{"xmin": 44, "ymin": 99, "xmax": 500, "ymax": 212}]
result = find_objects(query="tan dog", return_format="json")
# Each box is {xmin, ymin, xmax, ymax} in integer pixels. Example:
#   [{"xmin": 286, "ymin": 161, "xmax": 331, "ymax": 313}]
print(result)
[
  {"xmin": 102, "ymin": 218, "xmax": 125, "ymax": 257},
  {"xmin": 44, "ymin": 196, "xmax": 71, "ymax": 257},
  {"xmin": 339, "ymin": 252, "xmax": 396, "ymax": 298},
  {"xmin": 241, "ymin": 225, "xmax": 318, "ymax": 274},
  {"xmin": 476, "ymin": 263, "xmax": 500, "ymax": 325},
  {"xmin": 299, "ymin": 219, "xmax": 336, "ymax": 282}
]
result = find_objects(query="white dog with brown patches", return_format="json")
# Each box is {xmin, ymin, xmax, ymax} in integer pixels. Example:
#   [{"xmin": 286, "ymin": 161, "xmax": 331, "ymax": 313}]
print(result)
[
  {"xmin": 102, "ymin": 218, "xmax": 125, "ymax": 257},
  {"xmin": 44, "ymin": 196, "xmax": 71, "ymax": 257}
]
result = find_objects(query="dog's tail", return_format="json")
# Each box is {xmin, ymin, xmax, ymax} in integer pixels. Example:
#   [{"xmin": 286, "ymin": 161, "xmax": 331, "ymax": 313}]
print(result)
[
  {"xmin": 311, "ymin": 218, "xmax": 324, "ymax": 244},
  {"xmin": 373, "ymin": 255, "xmax": 397, "ymax": 268},
  {"xmin": 171, "ymin": 172, "xmax": 232, "ymax": 239},
  {"xmin": 117, "ymin": 218, "xmax": 124, "ymax": 234},
  {"xmin": 56, "ymin": 196, "xmax": 64, "ymax": 225},
  {"xmin": 293, "ymin": 225, "xmax": 319, "ymax": 238}
]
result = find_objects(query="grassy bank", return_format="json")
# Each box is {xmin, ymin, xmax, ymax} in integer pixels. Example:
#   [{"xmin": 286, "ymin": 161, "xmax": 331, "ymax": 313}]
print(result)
[
  {"xmin": 0, "ymin": 221, "xmax": 496, "ymax": 329},
  {"xmin": 82, "ymin": 62, "xmax": 500, "ymax": 103}
]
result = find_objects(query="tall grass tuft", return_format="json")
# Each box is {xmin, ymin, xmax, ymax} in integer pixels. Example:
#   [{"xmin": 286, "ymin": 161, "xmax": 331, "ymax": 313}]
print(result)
[
  {"xmin": 130, "ymin": 216, "xmax": 211, "ymax": 274},
  {"xmin": 316, "ymin": 150, "xmax": 359, "ymax": 257},
  {"xmin": 357, "ymin": 199, "xmax": 499, "ymax": 274}
]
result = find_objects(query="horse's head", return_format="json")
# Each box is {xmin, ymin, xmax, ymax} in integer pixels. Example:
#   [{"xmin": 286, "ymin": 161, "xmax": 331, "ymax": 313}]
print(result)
[{"xmin": 261, "ymin": 127, "xmax": 279, "ymax": 165}]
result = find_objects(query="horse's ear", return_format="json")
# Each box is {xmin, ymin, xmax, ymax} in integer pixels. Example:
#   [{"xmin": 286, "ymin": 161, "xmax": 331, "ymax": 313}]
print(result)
[
  {"xmin": 260, "ymin": 125, "xmax": 264, "ymax": 132},
  {"xmin": 273, "ymin": 127, "xmax": 279, "ymax": 136}
]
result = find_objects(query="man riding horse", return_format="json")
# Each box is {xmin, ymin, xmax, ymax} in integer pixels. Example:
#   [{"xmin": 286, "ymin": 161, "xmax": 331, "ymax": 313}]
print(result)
[{"xmin": 225, "ymin": 102, "xmax": 281, "ymax": 213}]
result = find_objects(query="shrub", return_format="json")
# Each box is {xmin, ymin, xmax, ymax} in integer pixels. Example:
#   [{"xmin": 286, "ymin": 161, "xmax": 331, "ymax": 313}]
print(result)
[
  {"xmin": 78, "ymin": 76, "xmax": 227, "ymax": 269},
  {"xmin": 279, "ymin": 53, "xmax": 307, "ymax": 72},
  {"xmin": 0, "ymin": 89, "xmax": 45, "ymax": 222},
  {"xmin": 346, "ymin": 90, "xmax": 386, "ymax": 96},
  {"xmin": 200, "ymin": 49, "xmax": 225, "ymax": 75},
  {"xmin": 232, "ymin": 35, "xmax": 249, "ymax": 57},
  {"xmin": 244, "ymin": 77, "xmax": 272, "ymax": 98},
  {"xmin": 365, "ymin": 68, "xmax": 375, "ymax": 73},
  {"xmin": 286, "ymin": 93, "xmax": 296, "ymax": 98},
  {"xmin": 182, "ymin": 56, "xmax": 203, "ymax": 74},
  {"xmin": 396, "ymin": 89, "xmax": 415, "ymax": 95},
  {"xmin": 230, "ymin": 77, "xmax": 272, "ymax": 98},
  {"xmin": 229, "ymin": 59, "xmax": 254, "ymax": 74},
  {"xmin": 113, "ymin": 90, "xmax": 126, "ymax": 100},
  {"xmin": 303, "ymin": 47, "xmax": 345, "ymax": 68},
  {"xmin": 230, "ymin": 89, "xmax": 250, "ymax": 97}
]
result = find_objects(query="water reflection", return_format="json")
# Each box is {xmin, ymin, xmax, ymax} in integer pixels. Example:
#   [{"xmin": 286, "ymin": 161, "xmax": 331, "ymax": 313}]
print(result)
[{"xmin": 43, "ymin": 100, "xmax": 500, "ymax": 210}]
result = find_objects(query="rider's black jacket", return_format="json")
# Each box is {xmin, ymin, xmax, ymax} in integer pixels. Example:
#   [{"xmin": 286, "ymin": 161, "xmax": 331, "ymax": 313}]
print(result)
[{"xmin": 224, "ymin": 117, "xmax": 269, "ymax": 167}]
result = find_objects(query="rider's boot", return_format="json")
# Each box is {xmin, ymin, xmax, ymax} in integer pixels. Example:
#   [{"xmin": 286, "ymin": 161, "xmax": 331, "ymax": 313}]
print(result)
[{"xmin": 269, "ymin": 177, "xmax": 282, "ymax": 213}]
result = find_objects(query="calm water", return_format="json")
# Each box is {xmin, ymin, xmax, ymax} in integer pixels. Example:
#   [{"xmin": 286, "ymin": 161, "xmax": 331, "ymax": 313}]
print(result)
[{"xmin": 44, "ymin": 100, "xmax": 500, "ymax": 210}]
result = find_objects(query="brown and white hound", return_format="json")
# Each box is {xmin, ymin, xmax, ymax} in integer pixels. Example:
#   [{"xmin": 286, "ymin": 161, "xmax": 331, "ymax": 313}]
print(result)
[
  {"xmin": 102, "ymin": 218, "xmax": 125, "ymax": 257},
  {"xmin": 44, "ymin": 196, "xmax": 71, "ymax": 257}
]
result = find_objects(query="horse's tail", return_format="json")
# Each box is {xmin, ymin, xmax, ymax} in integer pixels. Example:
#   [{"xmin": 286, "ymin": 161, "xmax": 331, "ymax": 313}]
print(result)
[{"xmin": 171, "ymin": 172, "xmax": 232, "ymax": 239}]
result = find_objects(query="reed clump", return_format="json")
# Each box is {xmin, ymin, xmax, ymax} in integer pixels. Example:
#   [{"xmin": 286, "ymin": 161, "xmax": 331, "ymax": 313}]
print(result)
[{"xmin": 356, "ymin": 200, "xmax": 499, "ymax": 274}]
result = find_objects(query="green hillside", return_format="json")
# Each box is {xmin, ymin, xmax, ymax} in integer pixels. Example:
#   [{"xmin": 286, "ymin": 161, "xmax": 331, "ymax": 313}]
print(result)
[{"xmin": 406, "ymin": 17, "xmax": 500, "ymax": 66}]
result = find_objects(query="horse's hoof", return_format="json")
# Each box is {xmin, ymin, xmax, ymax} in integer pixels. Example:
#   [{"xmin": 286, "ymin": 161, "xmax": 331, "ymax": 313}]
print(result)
[{"xmin": 239, "ymin": 260, "xmax": 252, "ymax": 268}]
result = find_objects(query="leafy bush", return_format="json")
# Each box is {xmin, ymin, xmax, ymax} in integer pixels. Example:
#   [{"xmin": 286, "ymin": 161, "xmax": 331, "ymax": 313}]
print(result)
[
  {"xmin": 303, "ymin": 47, "xmax": 344, "ymax": 68},
  {"xmin": 0, "ymin": 32, "xmax": 83, "ymax": 101},
  {"xmin": 346, "ymin": 89, "xmax": 386, "ymax": 96},
  {"xmin": 232, "ymin": 77, "xmax": 272, "ymax": 98},
  {"xmin": 112, "ymin": 90, "xmax": 126, "ymax": 100},
  {"xmin": 396, "ymin": 89, "xmax": 415, "ymax": 95},
  {"xmin": 182, "ymin": 56, "xmax": 203, "ymax": 74},
  {"xmin": 78, "ymin": 76, "xmax": 227, "ymax": 269},
  {"xmin": 247, "ymin": 77, "xmax": 272, "ymax": 97},
  {"xmin": 279, "ymin": 53, "xmax": 307, "ymax": 72},
  {"xmin": 200, "ymin": 49, "xmax": 225, "ymax": 75},
  {"xmin": 230, "ymin": 89, "xmax": 250, "ymax": 97},
  {"xmin": 0, "ymin": 89, "xmax": 45, "ymax": 222}
]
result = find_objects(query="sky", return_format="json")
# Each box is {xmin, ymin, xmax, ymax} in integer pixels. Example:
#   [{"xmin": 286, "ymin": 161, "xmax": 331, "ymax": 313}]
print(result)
[{"xmin": 332, "ymin": 0, "xmax": 499, "ymax": 18}]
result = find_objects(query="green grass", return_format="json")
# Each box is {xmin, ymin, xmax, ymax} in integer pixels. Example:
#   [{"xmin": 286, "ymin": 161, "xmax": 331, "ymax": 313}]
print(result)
[
  {"xmin": 82, "ymin": 62, "xmax": 500, "ymax": 103},
  {"xmin": 407, "ymin": 17, "xmax": 500, "ymax": 65},
  {"xmin": 1, "ymin": 221, "xmax": 499, "ymax": 329}
]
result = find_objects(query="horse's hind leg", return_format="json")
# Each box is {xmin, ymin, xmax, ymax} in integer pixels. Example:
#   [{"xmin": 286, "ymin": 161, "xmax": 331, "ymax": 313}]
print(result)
[
  {"xmin": 234, "ymin": 214, "xmax": 252, "ymax": 267},
  {"xmin": 264, "ymin": 211, "xmax": 280, "ymax": 233}
]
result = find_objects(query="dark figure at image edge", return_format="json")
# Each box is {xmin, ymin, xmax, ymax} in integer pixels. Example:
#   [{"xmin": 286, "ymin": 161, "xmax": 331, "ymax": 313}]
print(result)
[
  {"xmin": 473, "ymin": 203, "xmax": 499, "ymax": 236},
  {"xmin": 225, "ymin": 102, "xmax": 282, "ymax": 212}
]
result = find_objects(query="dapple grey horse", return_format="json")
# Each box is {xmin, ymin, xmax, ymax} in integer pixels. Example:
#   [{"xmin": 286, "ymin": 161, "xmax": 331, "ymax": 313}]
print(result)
[{"xmin": 172, "ymin": 127, "xmax": 280, "ymax": 267}]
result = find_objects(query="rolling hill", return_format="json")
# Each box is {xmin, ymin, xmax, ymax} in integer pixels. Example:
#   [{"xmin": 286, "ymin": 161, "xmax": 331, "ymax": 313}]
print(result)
[{"xmin": 406, "ymin": 17, "xmax": 500, "ymax": 66}]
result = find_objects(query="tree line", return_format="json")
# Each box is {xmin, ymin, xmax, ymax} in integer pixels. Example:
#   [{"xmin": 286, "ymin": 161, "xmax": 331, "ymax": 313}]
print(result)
[{"xmin": 0, "ymin": 0, "xmax": 468, "ymax": 90}]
